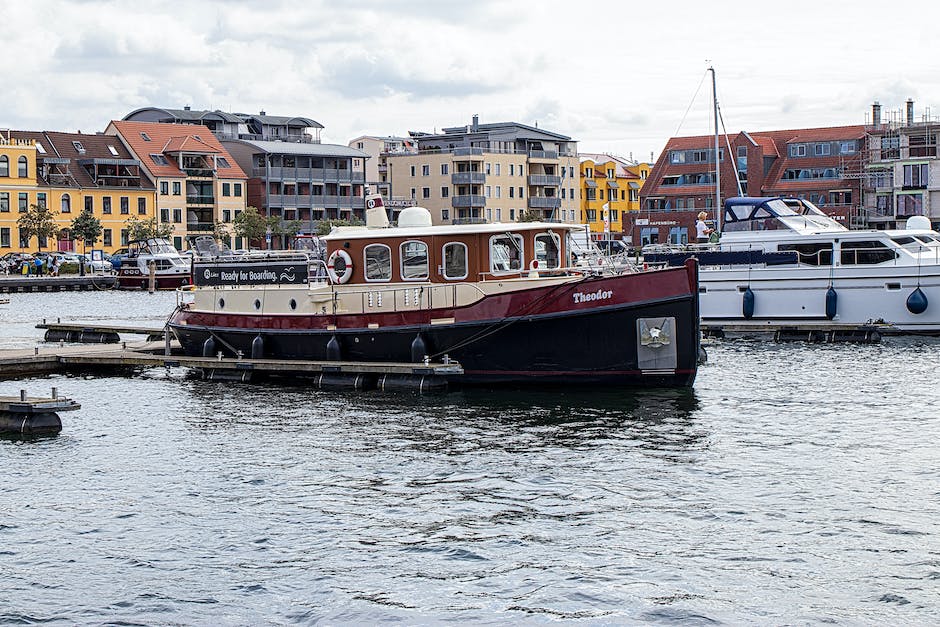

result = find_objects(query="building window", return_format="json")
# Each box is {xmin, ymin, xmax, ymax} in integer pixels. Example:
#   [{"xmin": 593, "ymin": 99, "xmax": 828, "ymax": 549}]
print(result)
[
  {"xmin": 120, "ymin": 197, "xmax": 129, "ymax": 214},
  {"xmin": 410, "ymin": 188, "xmax": 416, "ymax": 199},
  {"xmin": 422, "ymin": 187, "xmax": 430, "ymax": 199},
  {"xmin": 234, "ymin": 183, "xmax": 242, "ymax": 197},
  {"xmin": 421, "ymin": 164, "xmax": 430, "ymax": 176},
  {"xmin": 442, "ymin": 242, "xmax": 468, "ymax": 279},
  {"xmin": 150, "ymin": 154, "xmax": 169, "ymax": 166},
  {"xmin": 0, "ymin": 156, "xmax": 7, "ymax": 177},
  {"xmin": 138, "ymin": 197, "xmax": 147, "ymax": 215},
  {"xmin": 222, "ymin": 209, "xmax": 231, "ymax": 222},
  {"xmin": 173, "ymin": 208, "xmax": 182, "ymax": 223},
  {"xmin": 120, "ymin": 229, "xmax": 129, "ymax": 246},
  {"xmin": 18, "ymin": 156, "xmax": 28, "ymax": 178},
  {"xmin": 814, "ymin": 143, "xmax": 831, "ymax": 156},
  {"xmin": 897, "ymin": 194, "xmax": 925, "ymax": 217},
  {"xmin": 0, "ymin": 227, "xmax": 9, "ymax": 248},
  {"xmin": 510, "ymin": 164, "xmax": 515, "ymax": 176},
  {"xmin": 36, "ymin": 192, "xmax": 46, "ymax": 208},
  {"xmin": 441, "ymin": 187, "xmax": 449, "ymax": 198},
  {"xmin": 102, "ymin": 197, "xmax": 111, "ymax": 214},
  {"xmin": 410, "ymin": 165, "xmax": 416, "ymax": 177},
  {"xmin": 495, "ymin": 186, "xmax": 501, "ymax": 199},
  {"xmin": 561, "ymin": 188, "xmax": 566, "ymax": 199},
  {"xmin": 222, "ymin": 182, "xmax": 231, "ymax": 197},
  {"xmin": 364, "ymin": 243, "xmax": 391, "ymax": 281},
  {"xmin": 0, "ymin": 192, "xmax": 8, "ymax": 212},
  {"xmin": 840, "ymin": 141, "xmax": 857, "ymax": 155},
  {"xmin": 18, "ymin": 193, "xmax": 28, "ymax": 212},
  {"xmin": 160, "ymin": 181, "xmax": 169, "ymax": 195},
  {"xmin": 485, "ymin": 186, "xmax": 491, "ymax": 198},
  {"xmin": 903, "ymin": 163, "xmax": 929, "ymax": 188},
  {"xmin": 217, "ymin": 157, "xmax": 230, "ymax": 168},
  {"xmin": 172, "ymin": 181, "xmax": 181, "ymax": 195},
  {"xmin": 160, "ymin": 208, "xmax": 170, "ymax": 223},
  {"xmin": 518, "ymin": 187, "xmax": 523, "ymax": 198},
  {"xmin": 18, "ymin": 228, "xmax": 29, "ymax": 248},
  {"xmin": 509, "ymin": 187, "xmax": 515, "ymax": 198},
  {"xmin": 141, "ymin": 132, "xmax": 152, "ymax": 142},
  {"xmin": 485, "ymin": 163, "xmax": 491, "ymax": 175},
  {"xmin": 441, "ymin": 209, "xmax": 450, "ymax": 221},
  {"xmin": 103, "ymin": 229, "xmax": 112, "ymax": 246},
  {"xmin": 509, "ymin": 208, "xmax": 515, "ymax": 221},
  {"xmin": 440, "ymin": 164, "xmax": 449, "ymax": 175},
  {"xmin": 669, "ymin": 227, "xmax": 689, "ymax": 245},
  {"xmin": 788, "ymin": 144, "xmax": 807, "ymax": 158},
  {"xmin": 495, "ymin": 164, "xmax": 501, "ymax": 176}
]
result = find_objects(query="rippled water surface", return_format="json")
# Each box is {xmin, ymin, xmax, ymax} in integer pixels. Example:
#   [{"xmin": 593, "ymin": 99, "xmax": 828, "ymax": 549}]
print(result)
[{"xmin": 1, "ymin": 292, "xmax": 938, "ymax": 624}]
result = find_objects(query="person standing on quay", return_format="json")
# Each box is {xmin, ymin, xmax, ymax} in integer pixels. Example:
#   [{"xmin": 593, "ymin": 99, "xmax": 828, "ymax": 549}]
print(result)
[{"xmin": 34, "ymin": 256, "xmax": 43, "ymax": 276}]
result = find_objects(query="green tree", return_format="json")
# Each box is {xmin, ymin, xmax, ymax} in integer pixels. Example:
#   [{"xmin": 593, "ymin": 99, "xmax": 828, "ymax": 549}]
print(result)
[
  {"xmin": 268, "ymin": 216, "xmax": 302, "ymax": 241},
  {"xmin": 17, "ymin": 203, "xmax": 59, "ymax": 252},
  {"xmin": 125, "ymin": 215, "xmax": 174, "ymax": 241},
  {"xmin": 70, "ymin": 209, "xmax": 103, "ymax": 254},
  {"xmin": 212, "ymin": 221, "xmax": 231, "ymax": 247},
  {"xmin": 517, "ymin": 210, "xmax": 542, "ymax": 222},
  {"xmin": 315, "ymin": 218, "xmax": 364, "ymax": 235},
  {"xmin": 232, "ymin": 206, "xmax": 267, "ymax": 244}
]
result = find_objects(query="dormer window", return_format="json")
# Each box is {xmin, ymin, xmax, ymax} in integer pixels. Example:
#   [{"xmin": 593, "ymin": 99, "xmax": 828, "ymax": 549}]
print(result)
[
  {"xmin": 72, "ymin": 141, "xmax": 85, "ymax": 154},
  {"xmin": 150, "ymin": 154, "xmax": 169, "ymax": 166},
  {"xmin": 141, "ymin": 132, "xmax": 152, "ymax": 141},
  {"xmin": 217, "ymin": 157, "xmax": 230, "ymax": 168}
]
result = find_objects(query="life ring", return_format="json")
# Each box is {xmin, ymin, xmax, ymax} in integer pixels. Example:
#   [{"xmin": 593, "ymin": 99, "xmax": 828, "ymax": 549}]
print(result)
[
  {"xmin": 528, "ymin": 259, "xmax": 540, "ymax": 278},
  {"xmin": 327, "ymin": 249, "xmax": 353, "ymax": 284}
]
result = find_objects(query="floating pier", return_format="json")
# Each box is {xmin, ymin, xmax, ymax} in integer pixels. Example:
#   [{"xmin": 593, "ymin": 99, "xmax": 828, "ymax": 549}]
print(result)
[
  {"xmin": 0, "ymin": 340, "xmax": 462, "ymax": 392},
  {"xmin": 0, "ymin": 275, "xmax": 117, "ymax": 293},
  {"xmin": 703, "ymin": 322, "xmax": 888, "ymax": 343},
  {"xmin": 36, "ymin": 320, "xmax": 166, "ymax": 343},
  {"xmin": 0, "ymin": 388, "xmax": 80, "ymax": 436}
]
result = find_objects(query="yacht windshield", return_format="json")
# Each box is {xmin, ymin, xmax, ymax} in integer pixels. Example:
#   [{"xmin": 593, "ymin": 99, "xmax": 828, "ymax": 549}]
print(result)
[{"xmin": 723, "ymin": 198, "xmax": 846, "ymax": 233}]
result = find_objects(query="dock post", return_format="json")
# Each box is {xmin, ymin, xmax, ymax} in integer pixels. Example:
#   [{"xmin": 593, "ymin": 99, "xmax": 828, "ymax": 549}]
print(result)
[{"xmin": 148, "ymin": 261, "xmax": 156, "ymax": 294}]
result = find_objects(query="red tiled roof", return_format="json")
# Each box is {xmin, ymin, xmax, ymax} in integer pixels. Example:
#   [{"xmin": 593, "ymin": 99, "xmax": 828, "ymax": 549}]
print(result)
[{"xmin": 107, "ymin": 120, "xmax": 246, "ymax": 179}]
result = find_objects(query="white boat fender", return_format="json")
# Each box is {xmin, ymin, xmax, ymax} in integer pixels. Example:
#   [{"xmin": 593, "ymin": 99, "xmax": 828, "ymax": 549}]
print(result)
[
  {"xmin": 907, "ymin": 287, "xmax": 928, "ymax": 315},
  {"xmin": 825, "ymin": 287, "xmax": 838, "ymax": 320},
  {"xmin": 327, "ymin": 249, "xmax": 353, "ymax": 284},
  {"xmin": 742, "ymin": 287, "xmax": 755, "ymax": 319}
]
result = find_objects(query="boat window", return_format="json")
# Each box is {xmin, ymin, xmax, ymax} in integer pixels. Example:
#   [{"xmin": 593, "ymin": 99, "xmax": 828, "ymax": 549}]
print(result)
[
  {"xmin": 778, "ymin": 242, "xmax": 833, "ymax": 265},
  {"xmin": 400, "ymin": 240, "xmax": 429, "ymax": 280},
  {"xmin": 914, "ymin": 234, "xmax": 940, "ymax": 244},
  {"xmin": 442, "ymin": 242, "xmax": 468, "ymax": 280},
  {"xmin": 840, "ymin": 240, "xmax": 898, "ymax": 265},
  {"xmin": 534, "ymin": 232, "xmax": 561, "ymax": 269},
  {"xmin": 891, "ymin": 236, "xmax": 916, "ymax": 246},
  {"xmin": 364, "ymin": 244, "xmax": 391, "ymax": 281},
  {"xmin": 490, "ymin": 233, "xmax": 524, "ymax": 274}
]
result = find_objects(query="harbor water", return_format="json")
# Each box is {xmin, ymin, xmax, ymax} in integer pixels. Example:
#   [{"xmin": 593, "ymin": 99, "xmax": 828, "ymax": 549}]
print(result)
[{"xmin": 1, "ymin": 291, "xmax": 938, "ymax": 624}]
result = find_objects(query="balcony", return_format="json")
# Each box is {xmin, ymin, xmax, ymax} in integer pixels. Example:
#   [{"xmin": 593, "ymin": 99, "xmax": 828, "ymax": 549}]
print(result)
[
  {"xmin": 452, "ymin": 172, "xmax": 485, "ymax": 185},
  {"xmin": 453, "ymin": 147, "xmax": 485, "ymax": 157},
  {"xmin": 528, "ymin": 197, "xmax": 561, "ymax": 209},
  {"xmin": 183, "ymin": 168, "xmax": 214, "ymax": 178},
  {"xmin": 452, "ymin": 217, "xmax": 488, "ymax": 225},
  {"xmin": 186, "ymin": 222, "xmax": 215, "ymax": 232},
  {"xmin": 251, "ymin": 166, "xmax": 364, "ymax": 183},
  {"xmin": 266, "ymin": 194, "xmax": 361, "ymax": 209},
  {"xmin": 528, "ymin": 175, "xmax": 561, "ymax": 186},
  {"xmin": 452, "ymin": 195, "xmax": 486, "ymax": 208},
  {"xmin": 528, "ymin": 150, "xmax": 559, "ymax": 160},
  {"xmin": 186, "ymin": 195, "xmax": 215, "ymax": 205}
]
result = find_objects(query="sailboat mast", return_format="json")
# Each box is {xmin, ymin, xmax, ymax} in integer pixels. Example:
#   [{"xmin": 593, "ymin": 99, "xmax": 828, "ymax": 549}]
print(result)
[{"xmin": 710, "ymin": 65, "xmax": 721, "ymax": 231}]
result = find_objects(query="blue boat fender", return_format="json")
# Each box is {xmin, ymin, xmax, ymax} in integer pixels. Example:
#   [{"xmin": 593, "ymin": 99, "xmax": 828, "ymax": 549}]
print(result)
[
  {"xmin": 907, "ymin": 287, "xmax": 928, "ymax": 314},
  {"xmin": 825, "ymin": 286, "xmax": 838, "ymax": 320},
  {"xmin": 742, "ymin": 287, "xmax": 755, "ymax": 319}
]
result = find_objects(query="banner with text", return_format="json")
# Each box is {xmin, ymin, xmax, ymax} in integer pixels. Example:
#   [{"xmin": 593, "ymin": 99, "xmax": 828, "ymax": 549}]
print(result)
[{"xmin": 194, "ymin": 262, "xmax": 309, "ymax": 287}]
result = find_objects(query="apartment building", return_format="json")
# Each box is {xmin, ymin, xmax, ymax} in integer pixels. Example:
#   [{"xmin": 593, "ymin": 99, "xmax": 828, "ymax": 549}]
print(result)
[
  {"xmin": 634, "ymin": 124, "xmax": 866, "ymax": 247},
  {"xmin": 386, "ymin": 116, "xmax": 579, "ymax": 226},
  {"xmin": 222, "ymin": 140, "xmax": 368, "ymax": 249},
  {"xmin": 0, "ymin": 131, "xmax": 155, "ymax": 253},
  {"xmin": 578, "ymin": 153, "xmax": 648, "ymax": 238},
  {"xmin": 348, "ymin": 135, "xmax": 417, "ymax": 202},
  {"xmin": 106, "ymin": 121, "xmax": 247, "ymax": 251},
  {"xmin": 862, "ymin": 100, "xmax": 940, "ymax": 230}
]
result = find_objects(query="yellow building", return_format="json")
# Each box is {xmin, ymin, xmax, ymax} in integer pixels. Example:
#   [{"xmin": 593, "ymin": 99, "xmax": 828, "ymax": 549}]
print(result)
[
  {"xmin": 579, "ymin": 154, "xmax": 649, "ymax": 238},
  {"xmin": 0, "ymin": 131, "xmax": 156, "ymax": 253}
]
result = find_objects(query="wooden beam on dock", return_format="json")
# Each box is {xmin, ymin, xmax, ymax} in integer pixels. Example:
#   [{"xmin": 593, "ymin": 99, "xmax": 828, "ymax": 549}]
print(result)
[
  {"xmin": 36, "ymin": 321, "xmax": 166, "ymax": 343},
  {"xmin": 702, "ymin": 321, "xmax": 889, "ymax": 343},
  {"xmin": 0, "ymin": 275, "xmax": 117, "ymax": 293}
]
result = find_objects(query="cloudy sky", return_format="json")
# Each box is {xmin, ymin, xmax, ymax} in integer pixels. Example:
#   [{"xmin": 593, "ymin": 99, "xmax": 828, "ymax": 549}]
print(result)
[{"xmin": 5, "ymin": 0, "xmax": 940, "ymax": 161}]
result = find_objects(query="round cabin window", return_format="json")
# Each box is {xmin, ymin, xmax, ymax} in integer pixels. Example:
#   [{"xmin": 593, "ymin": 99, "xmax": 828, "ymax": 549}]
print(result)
[
  {"xmin": 218, "ymin": 298, "xmax": 225, "ymax": 309},
  {"xmin": 254, "ymin": 299, "xmax": 262, "ymax": 310},
  {"xmin": 289, "ymin": 298, "xmax": 297, "ymax": 310}
]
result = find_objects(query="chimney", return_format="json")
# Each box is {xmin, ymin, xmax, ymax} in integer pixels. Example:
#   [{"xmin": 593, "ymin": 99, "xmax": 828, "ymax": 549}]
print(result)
[
  {"xmin": 906, "ymin": 99, "xmax": 915, "ymax": 125},
  {"xmin": 184, "ymin": 105, "xmax": 191, "ymax": 111},
  {"xmin": 471, "ymin": 114, "xmax": 479, "ymax": 132},
  {"xmin": 872, "ymin": 101, "xmax": 882, "ymax": 126}
]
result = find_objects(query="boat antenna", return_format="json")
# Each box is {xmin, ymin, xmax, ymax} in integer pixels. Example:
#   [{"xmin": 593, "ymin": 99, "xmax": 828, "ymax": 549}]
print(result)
[{"xmin": 709, "ymin": 64, "xmax": 722, "ymax": 232}]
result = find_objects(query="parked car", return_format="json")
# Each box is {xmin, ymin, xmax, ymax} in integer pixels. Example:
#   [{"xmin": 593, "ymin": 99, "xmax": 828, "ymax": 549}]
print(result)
[{"xmin": 82, "ymin": 253, "xmax": 113, "ymax": 272}]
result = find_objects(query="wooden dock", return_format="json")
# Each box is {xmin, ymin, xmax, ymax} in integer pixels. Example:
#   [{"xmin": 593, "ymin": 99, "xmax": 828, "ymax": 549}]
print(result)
[
  {"xmin": 0, "ymin": 275, "xmax": 117, "ymax": 292},
  {"xmin": 36, "ymin": 321, "xmax": 166, "ymax": 343},
  {"xmin": 0, "ymin": 341, "xmax": 463, "ymax": 391},
  {"xmin": 0, "ymin": 388, "xmax": 80, "ymax": 436},
  {"xmin": 702, "ymin": 322, "xmax": 889, "ymax": 343}
]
